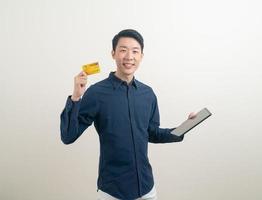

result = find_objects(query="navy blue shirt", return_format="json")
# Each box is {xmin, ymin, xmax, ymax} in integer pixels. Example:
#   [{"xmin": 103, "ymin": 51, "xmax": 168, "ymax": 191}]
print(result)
[{"xmin": 60, "ymin": 72, "xmax": 184, "ymax": 200}]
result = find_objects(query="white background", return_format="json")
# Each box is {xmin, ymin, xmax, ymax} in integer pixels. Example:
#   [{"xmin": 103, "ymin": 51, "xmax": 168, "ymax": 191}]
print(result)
[{"xmin": 1, "ymin": 0, "xmax": 262, "ymax": 199}]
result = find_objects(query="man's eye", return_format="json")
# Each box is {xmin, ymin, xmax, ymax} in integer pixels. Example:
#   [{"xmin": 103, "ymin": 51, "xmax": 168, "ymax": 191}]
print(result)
[
  {"xmin": 133, "ymin": 51, "xmax": 139, "ymax": 54},
  {"xmin": 120, "ymin": 49, "xmax": 126, "ymax": 52}
]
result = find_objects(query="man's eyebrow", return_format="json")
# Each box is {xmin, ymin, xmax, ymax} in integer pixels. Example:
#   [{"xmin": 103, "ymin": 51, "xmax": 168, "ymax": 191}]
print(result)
[{"xmin": 118, "ymin": 46, "xmax": 140, "ymax": 50}]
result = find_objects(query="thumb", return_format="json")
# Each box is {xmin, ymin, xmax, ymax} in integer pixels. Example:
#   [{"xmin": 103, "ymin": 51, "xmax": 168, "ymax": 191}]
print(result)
[{"xmin": 188, "ymin": 112, "xmax": 197, "ymax": 119}]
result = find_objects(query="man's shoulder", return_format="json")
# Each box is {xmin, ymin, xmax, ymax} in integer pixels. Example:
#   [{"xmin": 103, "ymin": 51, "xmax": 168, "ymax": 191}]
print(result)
[
  {"xmin": 136, "ymin": 79, "xmax": 153, "ymax": 91},
  {"xmin": 135, "ymin": 79, "xmax": 156, "ymax": 98},
  {"xmin": 83, "ymin": 77, "xmax": 111, "ymax": 100},
  {"xmin": 89, "ymin": 77, "xmax": 112, "ymax": 90}
]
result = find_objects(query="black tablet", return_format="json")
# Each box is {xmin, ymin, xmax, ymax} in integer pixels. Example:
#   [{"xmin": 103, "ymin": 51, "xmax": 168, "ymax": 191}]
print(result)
[{"xmin": 171, "ymin": 108, "xmax": 212, "ymax": 136}]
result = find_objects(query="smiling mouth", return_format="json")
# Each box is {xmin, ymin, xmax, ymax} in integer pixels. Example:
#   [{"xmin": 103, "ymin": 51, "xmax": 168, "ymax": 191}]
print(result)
[{"xmin": 123, "ymin": 63, "xmax": 134, "ymax": 68}]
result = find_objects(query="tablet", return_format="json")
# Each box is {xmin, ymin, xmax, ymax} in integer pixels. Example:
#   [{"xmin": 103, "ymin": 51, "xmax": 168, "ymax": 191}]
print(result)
[{"xmin": 171, "ymin": 108, "xmax": 212, "ymax": 136}]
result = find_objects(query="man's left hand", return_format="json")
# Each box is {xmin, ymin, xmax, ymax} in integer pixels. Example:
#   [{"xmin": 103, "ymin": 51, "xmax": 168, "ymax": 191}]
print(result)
[{"xmin": 188, "ymin": 112, "xmax": 197, "ymax": 119}]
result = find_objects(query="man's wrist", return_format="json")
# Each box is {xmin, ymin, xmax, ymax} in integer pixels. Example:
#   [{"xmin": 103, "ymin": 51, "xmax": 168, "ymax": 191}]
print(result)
[{"xmin": 71, "ymin": 95, "xmax": 81, "ymax": 102}]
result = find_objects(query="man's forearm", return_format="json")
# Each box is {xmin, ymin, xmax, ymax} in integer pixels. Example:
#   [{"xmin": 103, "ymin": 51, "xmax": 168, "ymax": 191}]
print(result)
[
  {"xmin": 148, "ymin": 127, "xmax": 184, "ymax": 143},
  {"xmin": 60, "ymin": 97, "xmax": 81, "ymax": 144}
]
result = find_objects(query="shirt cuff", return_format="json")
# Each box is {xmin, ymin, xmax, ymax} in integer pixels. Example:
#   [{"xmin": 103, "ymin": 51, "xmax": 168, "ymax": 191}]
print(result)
[
  {"xmin": 169, "ymin": 128, "xmax": 184, "ymax": 141},
  {"xmin": 65, "ymin": 95, "xmax": 81, "ymax": 112}
]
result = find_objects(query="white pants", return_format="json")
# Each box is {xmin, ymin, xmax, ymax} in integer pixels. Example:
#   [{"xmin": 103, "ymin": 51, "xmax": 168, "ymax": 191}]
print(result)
[{"xmin": 97, "ymin": 185, "xmax": 157, "ymax": 200}]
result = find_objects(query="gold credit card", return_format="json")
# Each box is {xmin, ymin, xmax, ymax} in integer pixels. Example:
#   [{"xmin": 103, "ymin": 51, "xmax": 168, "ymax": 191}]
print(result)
[{"xmin": 82, "ymin": 62, "xmax": 100, "ymax": 75}]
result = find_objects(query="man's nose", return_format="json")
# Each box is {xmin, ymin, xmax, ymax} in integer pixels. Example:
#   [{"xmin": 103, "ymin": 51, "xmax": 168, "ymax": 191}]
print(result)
[{"xmin": 124, "ymin": 51, "xmax": 133, "ymax": 60}]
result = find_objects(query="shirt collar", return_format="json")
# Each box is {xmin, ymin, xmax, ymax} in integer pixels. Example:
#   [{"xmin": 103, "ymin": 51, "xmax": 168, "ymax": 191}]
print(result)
[{"xmin": 109, "ymin": 72, "xmax": 139, "ymax": 90}]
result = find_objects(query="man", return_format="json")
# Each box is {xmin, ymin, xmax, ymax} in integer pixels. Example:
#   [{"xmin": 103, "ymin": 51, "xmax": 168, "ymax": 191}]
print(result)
[{"xmin": 60, "ymin": 29, "xmax": 196, "ymax": 200}]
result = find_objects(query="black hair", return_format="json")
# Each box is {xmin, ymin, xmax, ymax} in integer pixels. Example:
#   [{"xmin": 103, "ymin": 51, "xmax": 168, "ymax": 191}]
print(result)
[{"xmin": 112, "ymin": 29, "xmax": 144, "ymax": 52}]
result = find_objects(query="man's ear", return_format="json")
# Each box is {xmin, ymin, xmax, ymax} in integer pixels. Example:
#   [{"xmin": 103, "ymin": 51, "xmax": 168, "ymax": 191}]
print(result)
[{"xmin": 111, "ymin": 50, "xmax": 115, "ymax": 58}]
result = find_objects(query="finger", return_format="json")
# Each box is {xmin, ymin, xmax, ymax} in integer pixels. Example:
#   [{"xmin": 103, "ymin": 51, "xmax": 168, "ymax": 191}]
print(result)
[
  {"xmin": 76, "ymin": 74, "xmax": 88, "ymax": 82},
  {"xmin": 80, "ymin": 75, "xmax": 88, "ymax": 79},
  {"xmin": 78, "ymin": 77, "xmax": 87, "ymax": 82},
  {"xmin": 77, "ymin": 71, "xmax": 87, "ymax": 77},
  {"xmin": 78, "ymin": 71, "xmax": 84, "ymax": 76},
  {"xmin": 80, "ymin": 71, "xmax": 88, "ymax": 76},
  {"xmin": 188, "ymin": 112, "xmax": 197, "ymax": 119},
  {"xmin": 78, "ymin": 79, "xmax": 87, "ymax": 85}
]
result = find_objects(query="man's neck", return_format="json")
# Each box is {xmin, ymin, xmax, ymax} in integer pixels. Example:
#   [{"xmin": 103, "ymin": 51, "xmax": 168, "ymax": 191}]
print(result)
[{"xmin": 114, "ymin": 71, "xmax": 134, "ymax": 84}]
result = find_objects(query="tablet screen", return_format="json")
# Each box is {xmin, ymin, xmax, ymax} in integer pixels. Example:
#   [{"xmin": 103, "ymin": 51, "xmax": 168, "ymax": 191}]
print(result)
[{"xmin": 171, "ymin": 108, "xmax": 212, "ymax": 136}]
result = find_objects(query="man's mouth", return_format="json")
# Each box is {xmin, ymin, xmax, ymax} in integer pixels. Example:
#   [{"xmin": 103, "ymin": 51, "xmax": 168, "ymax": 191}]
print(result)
[{"xmin": 123, "ymin": 63, "xmax": 134, "ymax": 68}]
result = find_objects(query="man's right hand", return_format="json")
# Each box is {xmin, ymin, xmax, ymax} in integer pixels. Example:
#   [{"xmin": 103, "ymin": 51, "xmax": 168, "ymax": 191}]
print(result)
[{"xmin": 71, "ymin": 71, "xmax": 88, "ymax": 101}]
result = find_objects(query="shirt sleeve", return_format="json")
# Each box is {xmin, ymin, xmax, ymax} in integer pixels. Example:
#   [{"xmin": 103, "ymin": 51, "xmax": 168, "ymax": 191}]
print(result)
[
  {"xmin": 60, "ymin": 86, "xmax": 99, "ymax": 144},
  {"xmin": 148, "ymin": 93, "xmax": 184, "ymax": 143}
]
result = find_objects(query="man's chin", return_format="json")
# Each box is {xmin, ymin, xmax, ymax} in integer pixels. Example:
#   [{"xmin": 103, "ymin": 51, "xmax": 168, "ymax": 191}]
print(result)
[
  {"xmin": 116, "ymin": 66, "xmax": 137, "ymax": 76},
  {"xmin": 124, "ymin": 71, "xmax": 136, "ymax": 76},
  {"xmin": 122, "ymin": 68, "xmax": 136, "ymax": 75}
]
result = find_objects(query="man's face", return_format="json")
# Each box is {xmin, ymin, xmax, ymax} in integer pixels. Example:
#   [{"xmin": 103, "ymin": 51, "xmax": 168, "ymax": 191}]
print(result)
[{"xmin": 112, "ymin": 37, "xmax": 143, "ymax": 77}]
